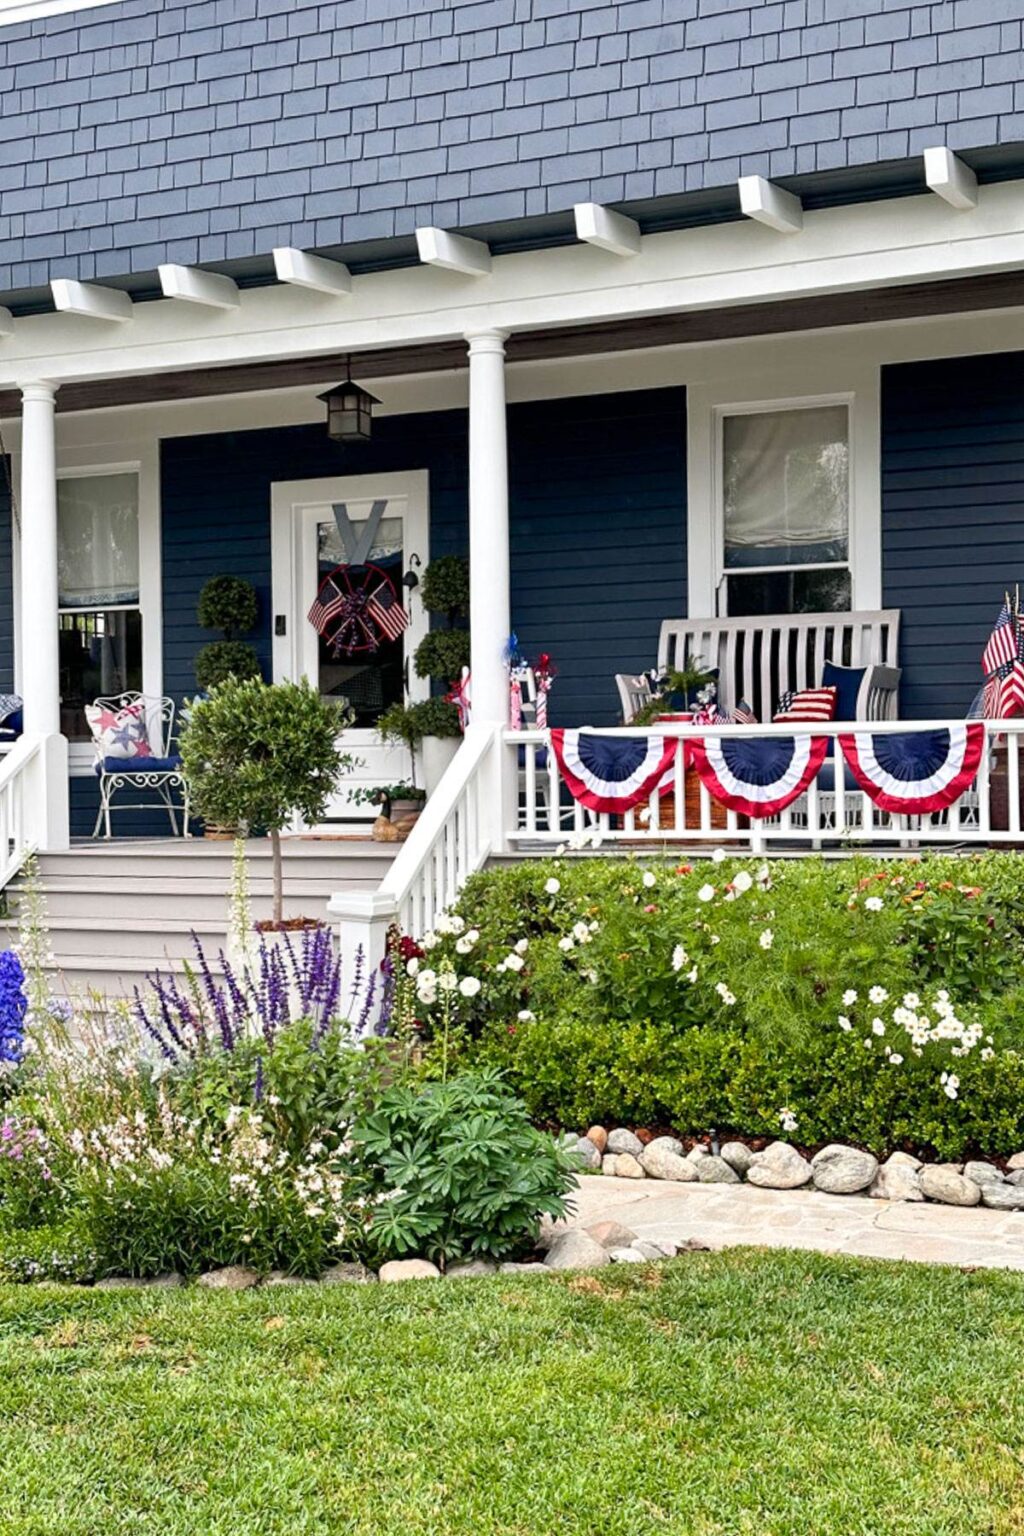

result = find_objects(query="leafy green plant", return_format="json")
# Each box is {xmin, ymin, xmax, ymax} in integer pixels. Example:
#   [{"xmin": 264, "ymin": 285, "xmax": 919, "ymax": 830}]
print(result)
[
  {"xmin": 194, "ymin": 639, "xmax": 262, "ymax": 691},
  {"xmin": 349, "ymin": 783, "xmax": 426, "ymax": 816},
  {"xmin": 378, "ymin": 697, "xmax": 462, "ymax": 762},
  {"xmin": 194, "ymin": 575, "xmax": 261, "ymax": 689},
  {"xmin": 420, "ymin": 554, "xmax": 469, "ymax": 622},
  {"xmin": 413, "ymin": 628, "xmax": 471, "ymax": 684},
  {"xmin": 197, "ymin": 575, "xmax": 259, "ymax": 636},
  {"xmin": 348, "ymin": 1070, "xmax": 579, "ymax": 1268},
  {"xmin": 399, "ymin": 852, "xmax": 1024, "ymax": 1160},
  {"xmin": 180, "ymin": 677, "xmax": 357, "ymax": 922}
]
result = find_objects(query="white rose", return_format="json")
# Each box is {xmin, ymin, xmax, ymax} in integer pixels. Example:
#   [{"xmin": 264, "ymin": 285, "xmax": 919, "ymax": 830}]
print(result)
[
  {"xmin": 572, "ymin": 922, "xmax": 590, "ymax": 943},
  {"xmin": 406, "ymin": 958, "xmax": 420, "ymax": 976},
  {"xmin": 558, "ymin": 936, "xmax": 575, "ymax": 952},
  {"xmin": 455, "ymin": 937, "xmax": 474, "ymax": 954},
  {"xmin": 421, "ymin": 931, "xmax": 439, "ymax": 950},
  {"xmin": 514, "ymin": 938, "xmax": 528, "ymax": 954},
  {"xmin": 517, "ymin": 1010, "xmax": 535, "ymax": 1023},
  {"xmin": 545, "ymin": 877, "xmax": 561, "ymax": 896},
  {"xmin": 458, "ymin": 976, "xmax": 481, "ymax": 998},
  {"xmin": 711, "ymin": 848, "xmax": 726, "ymax": 864},
  {"xmin": 448, "ymin": 915, "xmax": 465, "ymax": 935},
  {"xmin": 504, "ymin": 953, "xmax": 525, "ymax": 973},
  {"xmin": 697, "ymin": 884, "xmax": 715, "ymax": 902}
]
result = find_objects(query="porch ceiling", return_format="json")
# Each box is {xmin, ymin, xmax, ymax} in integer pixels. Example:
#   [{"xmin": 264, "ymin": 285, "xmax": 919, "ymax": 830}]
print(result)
[{"xmin": 1, "ymin": 267, "xmax": 1022, "ymax": 418}]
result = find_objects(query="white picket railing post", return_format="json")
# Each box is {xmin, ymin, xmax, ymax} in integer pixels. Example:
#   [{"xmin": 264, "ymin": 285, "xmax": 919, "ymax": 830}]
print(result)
[{"xmin": 328, "ymin": 888, "xmax": 400, "ymax": 1026}]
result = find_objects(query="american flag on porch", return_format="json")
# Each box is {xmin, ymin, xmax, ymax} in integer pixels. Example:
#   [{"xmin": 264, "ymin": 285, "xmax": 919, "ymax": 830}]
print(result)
[
  {"xmin": 367, "ymin": 581, "xmax": 410, "ymax": 643},
  {"xmin": 981, "ymin": 595, "xmax": 1024, "ymax": 719}
]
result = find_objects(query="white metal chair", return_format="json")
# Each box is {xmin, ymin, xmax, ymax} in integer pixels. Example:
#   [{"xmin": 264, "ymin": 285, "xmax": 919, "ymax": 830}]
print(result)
[{"xmin": 90, "ymin": 692, "xmax": 191, "ymax": 839}]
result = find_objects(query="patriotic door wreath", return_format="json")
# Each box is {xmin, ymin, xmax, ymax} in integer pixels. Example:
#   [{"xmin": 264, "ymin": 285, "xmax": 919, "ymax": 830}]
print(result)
[{"xmin": 306, "ymin": 562, "xmax": 409, "ymax": 655}]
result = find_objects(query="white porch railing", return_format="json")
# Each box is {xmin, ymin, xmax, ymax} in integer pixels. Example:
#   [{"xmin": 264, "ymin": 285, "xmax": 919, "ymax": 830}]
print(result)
[
  {"xmin": 329, "ymin": 724, "xmax": 503, "ymax": 1017},
  {"xmin": 511, "ymin": 720, "xmax": 1024, "ymax": 850},
  {"xmin": 0, "ymin": 733, "xmax": 71, "ymax": 889}
]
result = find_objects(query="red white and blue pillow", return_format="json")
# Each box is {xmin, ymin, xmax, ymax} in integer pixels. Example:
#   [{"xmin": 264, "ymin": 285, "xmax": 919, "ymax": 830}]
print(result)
[
  {"xmin": 84, "ymin": 699, "xmax": 153, "ymax": 761},
  {"xmin": 773, "ymin": 686, "xmax": 837, "ymax": 724}
]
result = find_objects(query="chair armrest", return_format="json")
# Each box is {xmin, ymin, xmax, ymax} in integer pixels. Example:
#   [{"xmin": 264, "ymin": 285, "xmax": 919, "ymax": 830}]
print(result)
[{"xmin": 859, "ymin": 664, "xmax": 902, "ymax": 721}]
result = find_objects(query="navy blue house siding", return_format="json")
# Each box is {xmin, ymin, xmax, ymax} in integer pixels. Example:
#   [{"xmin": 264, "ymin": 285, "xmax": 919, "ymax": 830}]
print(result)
[
  {"xmin": 159, "ymin": 386, "xmax": 687, "ymax": 729},
  {"xmin": 0, "ymin": 0, "xmax": 1020, "ymax": 293},
  {"xmin": 882, "ymin": 351, "xmax": 1024, "ymax": 720}
]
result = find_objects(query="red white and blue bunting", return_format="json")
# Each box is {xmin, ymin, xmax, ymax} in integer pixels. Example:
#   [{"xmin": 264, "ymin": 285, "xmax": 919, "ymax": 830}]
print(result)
[
  {"xmin": 688, "ymin": 733, "xmax": 830, "ymax": 819},
  {"xmin": 550, "ymin": 729, "xmax": 677, "ymax": 813},
  {"xmin": 837, "ymin": 724, "xmax": 984, "ymax": 814}
]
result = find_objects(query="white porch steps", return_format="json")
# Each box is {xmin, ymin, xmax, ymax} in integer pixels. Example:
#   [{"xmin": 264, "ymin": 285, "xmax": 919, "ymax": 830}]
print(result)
[{"xmin": 2, "ymin": 838, "xmax": 397, "ymax": 1001}]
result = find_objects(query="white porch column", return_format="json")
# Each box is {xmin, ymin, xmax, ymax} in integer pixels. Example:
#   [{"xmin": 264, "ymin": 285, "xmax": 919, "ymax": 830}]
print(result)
[
  {"xmin": 17, "ymin": 381, "xmax": 69, "ymax": 852},
  {"xmin": 466, "ymin": 329, "xmax": 511, "ymax": 724},
  {"xmin": 19, "ymin": 382, "xmax": 61, "ymax": 737}
]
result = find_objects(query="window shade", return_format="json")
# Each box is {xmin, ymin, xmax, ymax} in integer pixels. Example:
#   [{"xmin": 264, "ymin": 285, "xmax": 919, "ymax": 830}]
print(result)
[
  {"xmin": 57, "ymin": 473, "xmax": 140, "ymax": 609},
  {"xmin": 723, "ymin": 406, "xmax": 849, "ymax": 569}
]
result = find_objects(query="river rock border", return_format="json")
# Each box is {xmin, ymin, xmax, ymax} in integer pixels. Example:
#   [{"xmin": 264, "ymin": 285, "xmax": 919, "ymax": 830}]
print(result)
[{"xmin": 567, "ymin": 1127, "xmax": 1024, "ymax": 1211}]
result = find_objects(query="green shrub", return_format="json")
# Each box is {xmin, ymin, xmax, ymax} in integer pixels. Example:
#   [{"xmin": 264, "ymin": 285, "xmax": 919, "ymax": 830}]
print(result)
[
  {"xmin": 194, "ymin": 638, "xmax": 262, "ymax": 691},
  {"xmin": 378, "ymin": 697, "xmax": 462, "ymax": 752},
  {"xmin": 420, "ymin": 555, "xmax": 469, "ymax": 622},
  {"xmin": 0, "ymin": 1214, "xmax": 98, "ymax": 1283},
  {"xmin": 348, "ymin": 1070, "xmax": 579, "ymax": 1267},
  {"xmin": 400, "ymin": 853, "xmax": 1024, "ymax": 1160},
  {"xmin": 197, "ymin": 575, "xmax": 259, "ymax": 637},
  {"xmin": 413, "ymin": 627, "xmax": 471, "ymax": 684}
]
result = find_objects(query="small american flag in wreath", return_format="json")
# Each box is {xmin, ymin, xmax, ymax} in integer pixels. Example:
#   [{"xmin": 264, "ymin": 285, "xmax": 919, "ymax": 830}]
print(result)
[{"xmin": 307, "ymin": 562, "xmax": 409, "ymax": 655}]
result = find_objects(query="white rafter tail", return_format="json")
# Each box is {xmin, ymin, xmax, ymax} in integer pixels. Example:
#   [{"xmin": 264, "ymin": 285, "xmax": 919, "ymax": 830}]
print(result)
[
  {"xmin": 0, "ymin": 307, "xmax": 14, "ymax": 337},
  {"xmin": 924, "ymin": 146, "xmax": 979, "ymax": 210},
  {"xmin": 51, "ymin": 278, "xmax": 133, "ymax": 323},
  {"xmin": 738, "ymin": 174, "xmax": 803, "ymax": 233},
  {"xmin": 158, "ymin": 264, "xmax": 240, "ymax": 310},
  {"xmin": 573, "ymin": 201, "xmax": 642, "ymax": 257},
  {"xmin": 272, "ymin": 247, "xmax": 352, "ymax": 296},
  {"xmin": 415, "ymin": 226, "xmax": 492, "ymax": 277}
]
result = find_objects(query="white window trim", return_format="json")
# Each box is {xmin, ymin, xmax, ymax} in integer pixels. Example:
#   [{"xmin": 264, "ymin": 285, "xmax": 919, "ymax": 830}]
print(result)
[
  {"xmin": 686, "ymin": 366, "xmax": 881, "ymax": 619},
  {"xmin": 51, "ymin": 455, "xmax": 162, "ymax": 776}
]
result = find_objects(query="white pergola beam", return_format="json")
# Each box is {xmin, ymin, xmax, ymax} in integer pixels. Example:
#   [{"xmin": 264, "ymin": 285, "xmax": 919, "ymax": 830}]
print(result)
[
  {"xmin": 574, "ymin": 201, "xmax": 642, "ymax": 257},
  {"xmin": 415, "ymin": 226, "xmax": 492, "ymax": 277},
  {"xmin": 924, "ymin": 146, "xmax": 978, "ymax": 210},
  {"xmin": 738, "ymin": 175, "xmax": 803, "ymax": 233},
  {"xmin": 51, "ymin": 278, "xmax": 133, "ymax": 323},
  {"xmin": 158, "ymin": 264, "xmax": 239, "ymax": 310},
  {"xmin": 272, "ymin": 247, "xmax": 352, "ymax": 296}
]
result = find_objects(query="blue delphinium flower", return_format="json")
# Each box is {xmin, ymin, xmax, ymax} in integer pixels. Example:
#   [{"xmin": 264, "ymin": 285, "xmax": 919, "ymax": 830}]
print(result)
[{"xmin": 0, "ymin": 950, "xmax": 28, "ymax": 1064}]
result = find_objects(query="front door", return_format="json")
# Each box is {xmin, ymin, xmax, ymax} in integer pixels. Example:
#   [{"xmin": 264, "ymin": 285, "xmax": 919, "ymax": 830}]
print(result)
[{"xmin": 271, "ymin": 472, "xmax": 429, "ymax": 824}]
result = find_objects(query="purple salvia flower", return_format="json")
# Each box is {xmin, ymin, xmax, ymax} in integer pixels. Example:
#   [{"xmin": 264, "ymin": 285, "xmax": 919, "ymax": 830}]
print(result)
[
  {"xmin": 132, "ymin": 985, "xmax": 177, "ymax": 1062},
  {"xmin": 357, "ymin": 965, "xmax": 377, "ymax": 1035},
  {"xmin": 253, "ymin": 1053, "xmax": 263, "ymax": 1105}
]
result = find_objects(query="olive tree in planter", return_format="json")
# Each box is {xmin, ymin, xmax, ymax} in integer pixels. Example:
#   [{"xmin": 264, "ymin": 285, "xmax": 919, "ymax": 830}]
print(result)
[
  {"xmin": 180, "ymin": 676, "xmax": 356, "ymax": 927},
  {"xmin": 194, "ymin": 575, "xmax": 262, "ymax": 691}
]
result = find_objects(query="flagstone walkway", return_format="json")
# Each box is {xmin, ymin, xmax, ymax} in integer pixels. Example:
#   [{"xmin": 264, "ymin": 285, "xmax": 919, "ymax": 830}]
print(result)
[{"xmin": 557, "ymin": 1175, "xmax": 1024, "ymax": 1271}]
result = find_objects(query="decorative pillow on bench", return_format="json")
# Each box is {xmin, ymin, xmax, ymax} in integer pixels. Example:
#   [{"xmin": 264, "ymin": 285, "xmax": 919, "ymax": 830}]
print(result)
[
  {"xmin": 84, "ymin": 699, "xmax": 154, "ymax": 761},
  {"xmin": 773, "ymin": 686, "xmax": 838, "ymax": 724},
  {"xmin": 821, "ymin": 659, "xmax": 866, "ymax": 721}
]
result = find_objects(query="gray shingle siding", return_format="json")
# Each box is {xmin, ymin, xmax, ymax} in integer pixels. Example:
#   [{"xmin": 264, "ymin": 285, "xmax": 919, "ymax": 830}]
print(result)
[{"xmin": 0, "ymin": 0, "xmax": 1021, "ymax": 288}]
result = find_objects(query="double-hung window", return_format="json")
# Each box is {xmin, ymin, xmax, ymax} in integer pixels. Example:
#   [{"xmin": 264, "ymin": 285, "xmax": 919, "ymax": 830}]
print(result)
[
  {"xmin": 720, "ymin": 402, "xmax": 851, "ymax": 616},
  {"xmin": 57, "ymin": 472, "xmax": 142, "ymax": 740}
]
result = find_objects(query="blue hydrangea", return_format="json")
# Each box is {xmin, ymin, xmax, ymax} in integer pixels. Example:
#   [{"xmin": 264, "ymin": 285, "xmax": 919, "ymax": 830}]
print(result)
[{"xmin": 0, "ymin": 950, "xmax": 28, "ymax": 1064}]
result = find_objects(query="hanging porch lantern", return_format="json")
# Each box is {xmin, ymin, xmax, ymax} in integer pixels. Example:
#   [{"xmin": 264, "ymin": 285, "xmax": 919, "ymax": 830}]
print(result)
[{"xmin": 319, "ymin": 362, "xmax": 379, "ymax": 442}]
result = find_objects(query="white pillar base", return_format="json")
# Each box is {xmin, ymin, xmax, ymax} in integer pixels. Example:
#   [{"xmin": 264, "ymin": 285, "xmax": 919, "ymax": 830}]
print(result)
[{"xmin": 328, "ymin": 887, "xmax": 399, "ymax": 1027}]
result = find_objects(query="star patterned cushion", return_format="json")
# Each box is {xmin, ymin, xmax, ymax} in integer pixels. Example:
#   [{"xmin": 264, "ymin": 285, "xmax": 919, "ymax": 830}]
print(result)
[{"xmin": 84, "ymin": 700, "xmax": 154, "ymax": 761}]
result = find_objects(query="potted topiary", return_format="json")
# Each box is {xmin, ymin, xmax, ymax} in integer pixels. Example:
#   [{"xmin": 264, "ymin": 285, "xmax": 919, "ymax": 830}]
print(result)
[
  {"xmin": 179, "ymin": 676, "xmax": 357, "ymax": 936},
  {"xmin": 408, "ymin": 554, "xmax": 470, "ymax": 790},
  {"xmin": 378, "ymin": 696, "xmax": 462, "ymax": 794},
  {"xmin": 194, "ymin": 575, "xmax": 262, "ymax": 692}
]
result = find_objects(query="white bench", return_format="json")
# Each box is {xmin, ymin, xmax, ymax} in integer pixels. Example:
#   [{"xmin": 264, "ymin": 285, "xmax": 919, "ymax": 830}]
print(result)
[{"xmin": 652, "ymin": 609, "xmax": 901, "ymax": 723}]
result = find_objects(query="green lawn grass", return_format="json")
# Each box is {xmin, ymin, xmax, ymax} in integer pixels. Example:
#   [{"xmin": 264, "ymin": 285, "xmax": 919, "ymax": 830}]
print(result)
[{"xmin": 1, "ymin": 1249, "xmax": 1023, "ymax": 1536}]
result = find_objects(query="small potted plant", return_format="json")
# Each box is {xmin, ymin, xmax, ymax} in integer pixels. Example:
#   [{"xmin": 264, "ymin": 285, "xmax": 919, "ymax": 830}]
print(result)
[
  {"xmin": 351, "ymin": 782, "xmax": 426, "ymax": 842},
  {"xmin": 632, "ymin": 657, "xmax": 718, "ymax": 725},
  {"xmin": 180, "ymin": 676, "xmax": 358, "ymax": 938}
]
